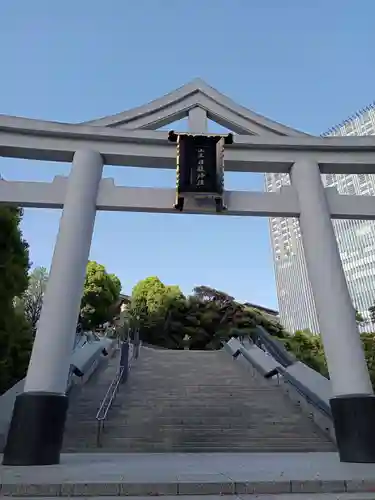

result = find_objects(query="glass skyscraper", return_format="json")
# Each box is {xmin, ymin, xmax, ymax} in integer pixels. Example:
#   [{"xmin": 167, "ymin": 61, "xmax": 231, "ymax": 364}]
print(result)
[{"xmin": 266, "ymin": 103, "xmax": 375, "ymax": 334}]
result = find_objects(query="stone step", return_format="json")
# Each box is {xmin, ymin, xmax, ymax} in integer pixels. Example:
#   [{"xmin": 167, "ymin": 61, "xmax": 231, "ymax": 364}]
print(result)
[
  {"xmin": 98, "ymin": 433, "xmax": 333, "ymax": 442},
  {"xmin": 64, "ymin": 420, "xmax": 326, "ymax": 430},
  {"xmin": 72, "ymin": 415, "xmax": 313, "ymax": 424},
  {"xmin": 99, "ymin": 416, "xmax": 319, "ymax": 426},
  {"xmin": 64, "ymin": 448, "xmax": 336, "ymax": 455},
  {"xmin": 64, "ymin": 434, "xmax": 330, "ymax": 445},
  {"xmin": 64, "ymin": 445, "xmax": 337, "ymax": 454},
  {"xmin": 64, "ymin": 439, "xmax": 331, "ymax": 448},
  {"xmin": 71, "ymin": 399, "xmax": 286, "ymax": 409},
  {"xmin": 65, "ymin": 436, "xmax": 324, "ymax": 444},
  {"xmin": 64, "ymin": 422, "xmax": 323, "ymax": 431},
  {"xmin": 119, "ymin": 387, "xmax": 293, "ymax": 393},
  {"xmin": 65, "ymin": 426, "xmax": 326, "ymax": 437}
]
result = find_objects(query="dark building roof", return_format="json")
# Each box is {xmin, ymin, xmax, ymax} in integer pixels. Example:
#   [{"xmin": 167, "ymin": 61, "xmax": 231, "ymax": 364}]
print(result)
[
  {"xmin": 119, "ymin": 293, "xmax": 131, "ymax": 304},
  {"xmin": 243, "ymin": 302, "xmax": 279, "ymax": 317}
]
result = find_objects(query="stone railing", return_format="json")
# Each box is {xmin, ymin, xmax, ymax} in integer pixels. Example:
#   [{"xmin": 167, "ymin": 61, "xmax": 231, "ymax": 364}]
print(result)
[{"xmin": 0, "ymin": 333, "xmax": 117, "ymax": 451}]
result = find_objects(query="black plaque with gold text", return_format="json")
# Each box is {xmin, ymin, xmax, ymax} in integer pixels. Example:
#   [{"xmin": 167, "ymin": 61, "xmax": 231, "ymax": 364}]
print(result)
[{"xmin": 177, "ymin": 135, "xmax": 221, "ymax": 194}]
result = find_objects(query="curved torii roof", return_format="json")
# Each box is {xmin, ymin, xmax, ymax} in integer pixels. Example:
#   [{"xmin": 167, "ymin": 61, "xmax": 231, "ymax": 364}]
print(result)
[{"xmin": 83, "ymin": 78, "xmax": 311, "ymax": 137}]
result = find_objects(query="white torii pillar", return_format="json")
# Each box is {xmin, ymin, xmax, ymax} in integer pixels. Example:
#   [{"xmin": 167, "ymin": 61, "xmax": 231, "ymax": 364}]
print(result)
[
  {"xmin": 3, "ymin": 150, "xmax": 103, "ymax": 466},
  {"xmin": 291, "ymin": 158, "xmax": 375, "ymax": 463}
]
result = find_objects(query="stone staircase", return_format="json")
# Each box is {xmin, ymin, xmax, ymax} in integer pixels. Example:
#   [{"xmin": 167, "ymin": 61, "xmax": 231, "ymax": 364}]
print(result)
[
  {"xmin": 63, "ymin": 346, "xmax": 335, "ymax": 453},
  {"xmin": 63, "ymin": 350, "xmax": 120, "ymax": 451}
]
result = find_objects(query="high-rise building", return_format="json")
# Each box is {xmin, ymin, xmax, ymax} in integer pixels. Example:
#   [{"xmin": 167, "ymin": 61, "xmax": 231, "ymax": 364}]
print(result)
[{"xmin": 266, "ymin": 103, "xmax": 375, "ymax": 334}]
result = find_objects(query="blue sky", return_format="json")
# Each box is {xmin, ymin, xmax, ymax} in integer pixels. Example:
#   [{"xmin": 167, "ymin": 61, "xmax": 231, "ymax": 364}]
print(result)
[{"xmin": 1, "ymin": 0, "xmax": 374, "ymax": 309}]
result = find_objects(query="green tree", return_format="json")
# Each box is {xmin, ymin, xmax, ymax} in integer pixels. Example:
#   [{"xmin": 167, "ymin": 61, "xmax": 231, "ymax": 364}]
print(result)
[
  {"xmin": 368, "ymin": 304, "xmax": 375, "ymax": 324},
  {"xmin": 281, "ymin": 329, "xmax": 328, "ymax": 377},
  {"xmin": 186, "ymin": 287, "xmax": 285, "ymax": 350},
  {"xmin": 192, "ymin": 285, "xmax": 234, "ymax": 306},
  {"xmin": 79, "ymin": 261, "xmax": 122, "ymax": 330},
  {"xmin": 281, "ymin": 329, "xmax": 375, "ymax": 387},
  {"xmin": 0, "ymin": 207, "xmax": 32, "ymax": 394},
  {"xmin": 355, "ymin": 309, "xmax": 365, "ymax": 325},
  {"xmin": 0, "ymin": 312, "xmax": 33, "ymax": 394},
  {"xmin": 15, "ymin": 266, "xmax": 49, "ymax": 334},
  {"xmin": 130, "ymin": 276, "xmax": 166, "ymax": 325},
  {"xmin": 162, "ymin": 286, "xmax": 188, "ymax": 348},
  {"xmin": 0, "ymin": 207, "xmax": 30, "ymax": 303},
  {"xmin": 361, "ymin": 333, "xmax": 375, "ymax": 388},
  {"xmin": 130, "ymin": 277, "xmax": 186, "ymax": 348},
  {"xmin": 187, "ymin": 286, "xmax": 236, "ymax": 348},
  {"xmin": 108, "ymin": 273, "xmax": 122, "ymax": 301}
]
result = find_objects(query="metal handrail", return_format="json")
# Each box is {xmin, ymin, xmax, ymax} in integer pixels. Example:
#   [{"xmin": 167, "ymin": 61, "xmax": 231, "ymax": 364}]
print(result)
[
  {"xmin": 279, "ymin": 368, "xmax": 332, "ymax": 418},
  {"xmin": 251, "ymin": 325, "xmax": 295, "ymax": 368},
  {"xmin": 95, "ymin": 338, "xmax": 140, "ymax": 447},
  {"xmin": 96, "ymin": 365, "xmax": 125, "ymax": 447},
  {"xmin": 240, "ymin": 335, "xmax": 332, "ymax": 419}
]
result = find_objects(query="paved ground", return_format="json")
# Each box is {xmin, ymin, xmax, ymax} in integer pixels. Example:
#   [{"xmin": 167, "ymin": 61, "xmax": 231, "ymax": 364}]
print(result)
[
  {"xmin": 5, "ymin": 495, "xmax": 375, "ymax": 500},
  {"xmin": 1, "ymin": 452, "xmax": 375, "ymax": 496}
]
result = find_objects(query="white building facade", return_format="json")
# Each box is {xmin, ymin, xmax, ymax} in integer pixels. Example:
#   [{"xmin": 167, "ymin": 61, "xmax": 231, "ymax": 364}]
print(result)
[{"xmin": 266, "ymin": 103, "xmax": 375, "ymax": 334}]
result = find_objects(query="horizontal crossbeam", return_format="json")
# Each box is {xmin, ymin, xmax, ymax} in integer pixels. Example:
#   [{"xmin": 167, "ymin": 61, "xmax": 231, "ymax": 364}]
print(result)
[
  {"xmin": 1, "ymin": 116, "xmax": 375, "ymax": 174},
  {"xmin": 1, "ymin": 178, "xmax": 375, "ymax": 219}
]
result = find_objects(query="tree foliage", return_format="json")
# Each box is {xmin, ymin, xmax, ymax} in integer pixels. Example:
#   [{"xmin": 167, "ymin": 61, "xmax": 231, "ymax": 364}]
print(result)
[
  {"xmin": 0, "ymin": 207, "xmax": 30, "ymax": 304},
  {"xmin": 192, "ymin": 285, "xmax": 234, "ymax": 306},
  {"xmin": 361, "ymin": 333, "xmax": 375, "ymax": 388},
  {"xmin": 0, "ymin": 207, "xmax": 32, "ymax": 394},
  {"xmin": 15, "ymin": 266, "xmax": 49, "ymax": 334},
  {"xmin": 369, "ymin": 304, "xmax": 375, "ymax": 324},
  {"xmin": 130, "ymin": 277, "xmax": 186, "ymax": 348},
  {"xmin": 0, "ymin": 312, "xmax": 33, "ymax": 394},
  {"xmin": 130, "ymin": 279, "xmax": 285, "ymax": 350},
  {"xmin": 283, "ymin": 329, "xmax": 375, "ymax": 388},
  {"xmin": 281, "ymin": 329, "xmax": 328, "ymax": 377},
  {"xmin": 79, "ymin": 261, "xmax": 122, "ymax": 330}
]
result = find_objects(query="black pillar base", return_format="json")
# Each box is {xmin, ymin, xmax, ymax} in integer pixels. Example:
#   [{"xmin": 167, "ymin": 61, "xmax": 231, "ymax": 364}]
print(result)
[
  {"xmin": 330, "ymin": 394, "xmax": 375, "ymax": 463},
  {"xmin": 2, "ymin": 392, "xmax": 68, "ymax": 466}
]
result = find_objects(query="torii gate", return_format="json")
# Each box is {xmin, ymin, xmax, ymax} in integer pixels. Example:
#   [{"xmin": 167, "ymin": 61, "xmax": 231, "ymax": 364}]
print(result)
[{"xmin": 1, "ymin": 79, "xmax": 375, "ymax": 465}]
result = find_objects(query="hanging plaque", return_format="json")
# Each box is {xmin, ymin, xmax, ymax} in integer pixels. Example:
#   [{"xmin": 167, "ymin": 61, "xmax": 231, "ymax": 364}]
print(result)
[{"xmin": 168, "ymin": 131, "xmax": 232, "ymax": 211}]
